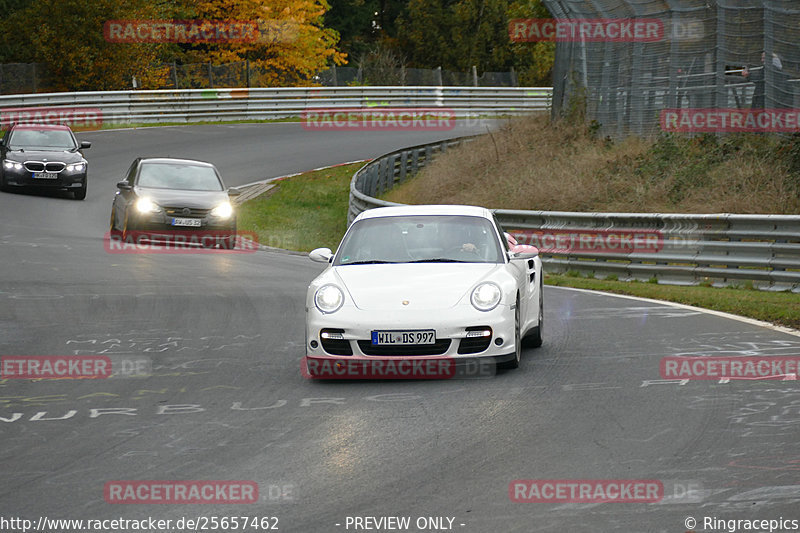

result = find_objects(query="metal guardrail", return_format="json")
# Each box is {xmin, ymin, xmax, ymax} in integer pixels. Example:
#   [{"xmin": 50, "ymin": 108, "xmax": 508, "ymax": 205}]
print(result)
[
  {"xmin": 0, "ymin": 87, "xmax": 552, "ymax": 126},
  {"xmin": 349, "ymin": 138, "xmax": 800, "ymax": 291}
]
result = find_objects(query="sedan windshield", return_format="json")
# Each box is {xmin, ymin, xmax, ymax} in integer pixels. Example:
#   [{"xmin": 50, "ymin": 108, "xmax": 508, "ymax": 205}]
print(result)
[
  {"xmin": 8, "ymin": 129, "xmax": 77, "ymax": 150},
  {"xmin": 137, "ymin": 162, "xmax": 223, "ymax": 191},
  {"xmin": 335, "ymin": 215, "xmax": 504, "ymax": 265}
]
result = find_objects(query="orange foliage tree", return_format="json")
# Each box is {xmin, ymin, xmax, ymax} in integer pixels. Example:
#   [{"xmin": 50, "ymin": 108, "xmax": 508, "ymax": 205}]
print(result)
[{"xmin": 181, "ymin": 0, "xmax": 346, "ymax": 86}]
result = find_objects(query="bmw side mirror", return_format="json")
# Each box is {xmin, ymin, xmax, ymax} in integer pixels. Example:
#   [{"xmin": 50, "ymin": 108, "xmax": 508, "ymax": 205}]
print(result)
[
  {"xmin": 309, "ymin": 248, "xmax": 333, "ymax": 263},
  {"xmin": 80, "ymin": 141, "xmax": 91, "ymax": 149},
  {"xmin": 116, "ymin": 181, "xmax": 132, "ymax": 191}
]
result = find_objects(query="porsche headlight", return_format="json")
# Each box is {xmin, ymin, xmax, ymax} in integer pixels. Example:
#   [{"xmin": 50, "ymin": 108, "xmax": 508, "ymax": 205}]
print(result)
[
  {"xmin": 470, "ymin": 282, "xmax": 502, "ymax": 312},
  {"xmin": 211, "ymin": 201, "xmax": 234, "ymax": 219},
  {"xmin": 315, "ymin": 284, "xmax": 344, "ymax": 314},
  {"xmin": 135, "ymin": 197, "xmax": 159, "ymax": 214}
]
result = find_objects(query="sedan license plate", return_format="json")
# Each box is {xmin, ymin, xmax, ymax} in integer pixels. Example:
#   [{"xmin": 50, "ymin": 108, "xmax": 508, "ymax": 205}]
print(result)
[
  {"xmin": 371, "ymin": 330, "xmax": 435, "ymax": 345},
  {"xmin": 33, "ymin": 172, "xmax": 57, "ymax": 179},
  {"xmin": 171, "ymin": 218, "xmax": 202, "ymax": 227}
]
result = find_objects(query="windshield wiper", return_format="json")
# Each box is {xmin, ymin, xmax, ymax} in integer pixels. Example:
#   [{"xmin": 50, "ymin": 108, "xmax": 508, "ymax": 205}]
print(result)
[
  {"xmin": 344, "ymin": 260, "xmax": 398, "ymax": 265},
  {"xmin": 409, "ymin": 258, "xmax": 469, "ymax": 263}
]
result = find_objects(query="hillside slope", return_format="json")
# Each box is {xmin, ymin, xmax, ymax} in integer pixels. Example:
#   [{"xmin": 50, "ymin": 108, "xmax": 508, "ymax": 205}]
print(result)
[{"xmin": 384, "ymin": 116, "xmax": 800, "ymax": 214}]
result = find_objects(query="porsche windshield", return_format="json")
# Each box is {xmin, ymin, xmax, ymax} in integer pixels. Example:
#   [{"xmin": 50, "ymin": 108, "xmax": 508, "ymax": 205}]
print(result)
[
  {"xmin": 335, "ymin": 215, "xmax": 504, "ymax": 265},
  {"xmin": 136, "ymin": 162, "xmax": 223, "ymax": 191}
]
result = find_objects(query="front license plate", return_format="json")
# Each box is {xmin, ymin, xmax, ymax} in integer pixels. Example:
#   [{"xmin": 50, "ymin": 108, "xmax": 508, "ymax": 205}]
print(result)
[
  {"xmin": 371, "ymin": 330, "xmax": 436, "ymax": 345},
  {"xmin": 33, "ymin": 172, "xmax": 57, "ymax": 179},
  {"xmin": 171, "ymin": 218, "xmax": 202, "ymax": 227}
]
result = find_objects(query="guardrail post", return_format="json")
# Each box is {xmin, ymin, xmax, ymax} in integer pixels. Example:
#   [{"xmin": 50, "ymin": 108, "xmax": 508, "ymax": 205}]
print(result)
[{"xmin": 399, "ymin": 151, "xmax": 408, "ymax": 182}]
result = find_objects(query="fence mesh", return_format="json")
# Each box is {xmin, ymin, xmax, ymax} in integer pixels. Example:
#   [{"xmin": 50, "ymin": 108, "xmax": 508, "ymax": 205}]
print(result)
[
  {"xmin": 0, "ymin": 62, "xmax": 522, "ymax": 94},
  {"xmin": 542, "ymin": 0, "xmax": 800, "ymax": 138}
]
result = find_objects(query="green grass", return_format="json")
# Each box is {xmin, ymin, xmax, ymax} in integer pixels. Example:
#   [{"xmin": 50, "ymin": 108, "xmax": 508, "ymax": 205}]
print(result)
[
  {"xmin": 236, "ymin": 163, "xmax": 364, "ymax": 252},
  {"xmin": 545, "ymin": 273, "xmax": 800, "ymax": 330}
]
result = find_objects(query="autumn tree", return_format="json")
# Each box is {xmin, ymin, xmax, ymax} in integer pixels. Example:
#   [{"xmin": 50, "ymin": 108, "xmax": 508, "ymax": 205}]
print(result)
[
  {"xmin": 179, "ymin": 0, "xmax": 346, "ymax": 86},
  {"xmin": 0, "ymin": 0, "xmax": 173, "ymax": 90}
]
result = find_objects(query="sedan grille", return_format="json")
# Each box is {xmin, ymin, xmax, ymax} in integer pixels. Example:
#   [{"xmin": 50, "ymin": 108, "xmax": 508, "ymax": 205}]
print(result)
[
  {"xmin": 164, "ymin": 207, "xmax": 211, "ymax": 217},
  {"xmin": 358, "ymin": 339, "xmax": 451, "ymax": 356},
  {"xmin": 24, "ymin": 161, "xmax": 65, "ymax": 173}
]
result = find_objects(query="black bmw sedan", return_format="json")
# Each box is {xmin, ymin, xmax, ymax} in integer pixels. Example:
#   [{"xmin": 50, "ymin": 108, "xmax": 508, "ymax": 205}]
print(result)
[
  {"xmin": 110, "ymin": 157, "xmax": 239, "ymax": 248},
  {"xmin": 0, "ymin": 123, "xmax": 90, "ymax": 199}
]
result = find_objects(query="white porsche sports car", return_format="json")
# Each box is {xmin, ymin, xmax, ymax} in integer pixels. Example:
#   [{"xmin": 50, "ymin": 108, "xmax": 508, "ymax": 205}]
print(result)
[{"xmin": 304, "ymin": 205, "xmax": 543, "ymax": 376}]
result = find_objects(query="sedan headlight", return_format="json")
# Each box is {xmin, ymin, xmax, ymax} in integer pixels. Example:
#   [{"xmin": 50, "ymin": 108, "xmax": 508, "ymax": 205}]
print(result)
[
  {"xmin": 3, "ymin": 160, "xmax": 23, "ymax": 171},
  {"xmin": 135, "ymin": 197, "xmax": 159, "ymax": 214},
  {"xmin": 315, "ymin": 284, "xmax": 344, "ymax": 314},
  {"xmin": 471, "ymin": 282, "xmax": 502, "ymax": 312},
  {"xmin": 210, "ymin": 201, "xmax": 234, "ymax": 219},
  {"xmin": 65, "ymin": 162, "xmax": 86, "ymax": 172}
]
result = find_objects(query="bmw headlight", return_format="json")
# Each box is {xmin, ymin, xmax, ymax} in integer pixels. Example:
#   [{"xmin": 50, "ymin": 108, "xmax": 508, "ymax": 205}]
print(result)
[
  {"xmin": 66, "ymin": 161, "xmax": 86, "ymax": 172},
  {"xmin": 315, "ymin": 284, "xmax": 344, "ymax": 314},
  {"xmin": 3, "ymin": 160, "xmax": 23, "ymax": 171},
  {"xmin": 135, "ymin": 197, "xmax": 159, "ymax": 214},
  {"xmin": 470, "ymin": 282, "xmax": 502, "ymax": 312},
  {"xmin": 210, "ymin": 201, "xmax": 234, "ymax": 219}
]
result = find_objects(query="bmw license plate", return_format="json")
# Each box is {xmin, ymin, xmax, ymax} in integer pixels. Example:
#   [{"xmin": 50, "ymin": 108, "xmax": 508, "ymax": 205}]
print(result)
[
  {"xmin": 171, "ymin": 218, "xmax": 202, "ymax": 227},
  {"xmin": 371, "ymin": 330, "xmax": 435, "ymax": 345},
  {"xmin": 33, "ymin": 172, "xmax": 57, "ymax": 179}
]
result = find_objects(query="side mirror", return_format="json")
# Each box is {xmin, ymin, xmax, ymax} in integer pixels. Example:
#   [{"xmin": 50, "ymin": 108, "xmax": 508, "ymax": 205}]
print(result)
[
  {"xmin": 508, "ymin": 249, "xmax": 538, "ymax": 260},
  {"xmin": 309, "ymin": 247, "xmax": 333, "ymax": 263},
  {"xmin": 227, "ymin": 187, "xmax": 241, "ymax": 196},
  {"xmin": 80, "ymin": 141, "xmax": 91, "ymax": 149},
  {"xmin": 116, "ymin": 181, "xmax": 132, "ymax": 191}
]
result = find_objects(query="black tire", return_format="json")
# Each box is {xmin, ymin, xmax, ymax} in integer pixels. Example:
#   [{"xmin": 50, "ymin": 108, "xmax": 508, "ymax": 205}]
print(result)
[
  {"xmin": 499, "ymin": 296, "xmax": 522, "ymax": 370},
  {"xmin": 73, "ymin": 184, "xmax": 86, "ymax": 200},
  {"xmin": 0, "ymin": 172, "xmax": 9, "ymax": 192},
  {"xmin": 522, "ymin": 277, "xmax": 544, "ymax": 348}
]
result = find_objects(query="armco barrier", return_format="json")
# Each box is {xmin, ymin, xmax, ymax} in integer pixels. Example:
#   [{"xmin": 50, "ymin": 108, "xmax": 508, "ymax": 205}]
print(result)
[
  {"xmin": 0, "ymin": 86, "xmax": 552, "ymax": 126},
  {"xmin": 349, "ymin": 138, "xmax": 800, "ymax": 291}
]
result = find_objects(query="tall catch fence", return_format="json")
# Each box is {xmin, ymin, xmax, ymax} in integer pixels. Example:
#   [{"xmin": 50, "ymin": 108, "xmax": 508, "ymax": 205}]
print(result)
[{"xmin": 542, "ymin": 0, "xmax": 800, "ymax": 138}]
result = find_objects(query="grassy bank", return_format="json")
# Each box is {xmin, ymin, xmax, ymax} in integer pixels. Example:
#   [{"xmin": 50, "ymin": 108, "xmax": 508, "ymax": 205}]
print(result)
[
  {"xmin": 383, "ymin": 115, "xmax": 800, "ymax": 214},
  {"xmin": 236, "ymin": 163, "xmax": 363, "ymax": 252}
]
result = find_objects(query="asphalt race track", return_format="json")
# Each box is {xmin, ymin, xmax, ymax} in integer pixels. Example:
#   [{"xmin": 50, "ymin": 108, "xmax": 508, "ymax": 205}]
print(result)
[{"xmin": 1, "ymin": 122, "xmax": 799, "ymax": 533}]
